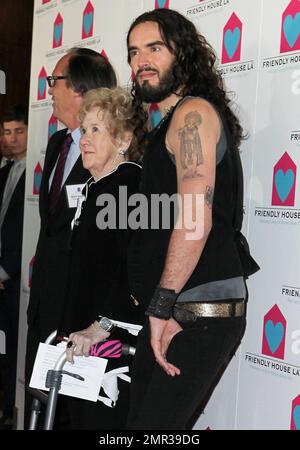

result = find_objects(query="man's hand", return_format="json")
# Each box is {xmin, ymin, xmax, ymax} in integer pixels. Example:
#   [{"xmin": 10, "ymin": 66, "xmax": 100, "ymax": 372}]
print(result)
[
  {"xmin": 66, "ymin": 321, "xmax": 110, "ymax": 363},
  {"xmin": 149, "ymin": 316, "xmax": 182, "ymax": 376}
]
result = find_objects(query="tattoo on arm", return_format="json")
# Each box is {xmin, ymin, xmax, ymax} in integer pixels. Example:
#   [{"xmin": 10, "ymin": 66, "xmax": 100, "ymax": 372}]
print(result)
[
  {"xmin": 178, "ymin": 111, "xmax": 204, "ymax": 181},
  {"xmin": 205, "ymin": 185, "xmax": 214, "ymax": 208}
]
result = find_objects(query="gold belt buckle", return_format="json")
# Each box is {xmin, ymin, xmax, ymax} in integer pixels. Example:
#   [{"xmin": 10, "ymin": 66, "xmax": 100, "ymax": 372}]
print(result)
[{"xmin": 176, "ymin": 301, "xmax": 245, "ymax": 319}]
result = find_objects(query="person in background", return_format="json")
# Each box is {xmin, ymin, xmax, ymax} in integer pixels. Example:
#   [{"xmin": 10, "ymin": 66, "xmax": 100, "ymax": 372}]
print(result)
[
  {"xmin": 0, "ymin": 123, "xmax": 13, "ymax": 168},
  {"xmin": 125, "ymin": 8, "xmax": 255, "ymax": 429},
  {"xmin": 0, "ymin": 105, "xmax": 28, "ymax": 430},
  {"xmin": 59, "ymin": 86, "xmax": 146, "ymax": 429},
  {"xmin": 25, "ymin": 48, "xmax": 117, "ymax": 427}
]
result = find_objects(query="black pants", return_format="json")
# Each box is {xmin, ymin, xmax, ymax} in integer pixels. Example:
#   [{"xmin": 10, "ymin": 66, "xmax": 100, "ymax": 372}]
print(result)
[
  {"xmin": 0, "ymin": 280, "xmax": 20, "ymax": 420},
  {"xmin": 66, "ymin": 377, "xmax": 130, "ymax": 430},
  {"xmin": 127, "ymin": 314, "xmax": 246, "ymax": 430}
]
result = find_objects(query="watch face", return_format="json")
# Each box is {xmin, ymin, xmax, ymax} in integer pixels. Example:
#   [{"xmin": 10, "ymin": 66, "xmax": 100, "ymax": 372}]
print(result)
[{"xmin": 99, "ymin": 317, "xmax": 112, "ymax": 332}]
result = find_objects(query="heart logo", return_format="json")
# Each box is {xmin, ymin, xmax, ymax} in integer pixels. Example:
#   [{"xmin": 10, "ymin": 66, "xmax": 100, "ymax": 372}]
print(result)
[
  {"xmin": 275, "ymin": 169, "xmax": 295, "ymax": 203},
  {"xmin": 224, "ymin": 27, "xmax": 241, "ymax": 59},
  {"xmin": 38, "ymin": 77, "xmax": 46, "ymax": 98},
  {"xmin": 49, "ymin": 123, "xmax": 57, "ymax": 138},
  {"xmin": 54, "ymin": 23, "xmax": 62, "ymax": 45},
  {"xmin": 293, "ymin": 405, "xmax": 300, "ymax": 430},
  {"xmin": 83, "ymin": 12, "xmax": 93, "ymax": 35},
  {"xmin": 283, "ymin": 13, "xmax": 300, "ymax": 48},
  {"xmin": 265, "ymin": 320, "xmax": 284, "ymax": 354},
  {"xmin": 34, "ymin": 172, "xmax": 42, "ymax": 193}
]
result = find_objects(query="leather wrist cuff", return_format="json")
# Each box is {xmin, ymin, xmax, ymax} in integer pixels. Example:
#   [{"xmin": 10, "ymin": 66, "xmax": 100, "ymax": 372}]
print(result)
[{"xmin": 145, "ymin": 286, "xmax": 178, "ymax": 320}]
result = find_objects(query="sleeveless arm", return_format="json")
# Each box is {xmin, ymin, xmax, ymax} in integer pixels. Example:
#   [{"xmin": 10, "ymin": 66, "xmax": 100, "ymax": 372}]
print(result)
[{"xmin": 159, "ymin": 98, "xmax": 220, "ymax": 292}]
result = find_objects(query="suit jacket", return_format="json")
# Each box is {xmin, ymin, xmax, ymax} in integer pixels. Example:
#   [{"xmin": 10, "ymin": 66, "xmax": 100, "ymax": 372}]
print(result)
[
  {"xmin": 0, "ymin": 161, "xmax": 13, "ymax": 207},
  {"xmin": 27, "ymin": 129, "xmax": 90, "ymax": 339},
  {"xmin": 0, "ymin": 166, "xmax": 26, "ymax": 424},
  {"xmin": 0, "ymin": 168, "xmax": 25, "ymax": 280}
]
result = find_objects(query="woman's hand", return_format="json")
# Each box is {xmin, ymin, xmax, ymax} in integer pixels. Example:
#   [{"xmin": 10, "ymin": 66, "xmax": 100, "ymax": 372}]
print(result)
[
  {"xmin": 149, "ymin": 316, "xmax": 182, "ymax": 377},
  {"xmin": 66, "ymin": 321, "xmax": 110, "ymax": 363}
]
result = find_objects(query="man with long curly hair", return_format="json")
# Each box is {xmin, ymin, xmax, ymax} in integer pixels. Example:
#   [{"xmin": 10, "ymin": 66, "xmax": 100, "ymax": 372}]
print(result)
[{"xmin": 126, "ymin": 8, "xmax": 255, "ymax": 429}]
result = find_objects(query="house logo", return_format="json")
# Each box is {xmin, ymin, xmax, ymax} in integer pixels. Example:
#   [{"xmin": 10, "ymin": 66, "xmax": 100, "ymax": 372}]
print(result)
[
  {"xmin": 37, "ymin": 67, "xmax": 47, "ymax": 101},
  {"xmin": 48, "ymin": 115, "xmax": 58, "ymax": 141},
  {"xmin": 291, "ymin": 395, "xmax": 300, "ymax": 430},
  {"xmin": 222, "ymin": 13, "xmax": 242, "ymax": 64},
  {"xmin": 29, "ymin": 256, "xmax": 35, "ymax": 288},
  {"xmin": 272, "ymin": 152, "xmax": 296, "ymax": 206},
  {"xmin": 82, "ymin": 1, "xmax": 94, "ymax": 39},
  {"xmin": 262, "ymin": 304, "xmax": 286, "ymax": 360},
  {"xmin": 280, "ymin": 0, "xmax": 300, "ymax": 53},
  {"xmin": 100, "ymin": 49, "xmax": 108, "ymax": 59},
  {"xmin": 149, "ymin": 103, "xmax": 161, "ymax": 128},
  {"xmin": 33, "ymin": 163, "xmax": 43, "ymax": 195},
  {"xmin": 53, "ymin": 13, "xmax": 63, "ymax": 48},
  {"xmin": 155, "ymin": 0, "xmax": 169, "ymax": 8}
]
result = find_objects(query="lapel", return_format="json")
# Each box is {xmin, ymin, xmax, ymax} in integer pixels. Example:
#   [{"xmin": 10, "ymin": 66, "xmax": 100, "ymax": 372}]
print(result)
[
  {"xmin": 6, "ymin": 170, "xmax": 25, "ymax": 210},
  {"xmin": 39, "ymin": 129, "xmax": 67, "ymax": 223},
  {"xmin": 0, "ymin": 162, "xmax": 13, "ymax": 208},
  {"xmin": 48, "ymin": 148, "xmax": 90, "ymax": 232}
]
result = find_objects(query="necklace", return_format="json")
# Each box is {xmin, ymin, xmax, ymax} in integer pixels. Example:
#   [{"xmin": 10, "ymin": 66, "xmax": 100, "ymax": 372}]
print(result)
[
  {"xmin": 155, "ymin": 105, "xmax": 175, "ymax": 131},
  {"xmin": 92, "ymin": 152, "xmax": 125, "ymax": 182}
]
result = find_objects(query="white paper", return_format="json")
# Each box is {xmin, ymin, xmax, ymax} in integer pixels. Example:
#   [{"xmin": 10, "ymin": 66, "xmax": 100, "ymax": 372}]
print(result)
[
  {"xmin": 98, "ymin": 366, "xmax": 130, "ymax": 408},
  {"xmin": 65, "ymin": 184, "xmax": 85, "ymax": 208},
  {"xmin": 29, "ymin": 343, "xmax": 107, "ymax": 402},
  {"xmin": 111, "ymin": 319, "xmax": 142, "ymax": 336}
]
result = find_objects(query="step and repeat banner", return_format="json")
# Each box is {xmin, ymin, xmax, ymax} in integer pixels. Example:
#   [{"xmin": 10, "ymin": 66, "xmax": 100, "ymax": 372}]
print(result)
[{"xmin": 15, "ymin": 0, "xmax": 300, "ymax": 429}]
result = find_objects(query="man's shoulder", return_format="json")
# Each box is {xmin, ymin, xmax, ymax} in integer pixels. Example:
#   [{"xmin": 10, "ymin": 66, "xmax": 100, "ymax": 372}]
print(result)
[
  {"xmin": 175, "ymin": 97, "xmax": 218, "ymax": 119},
  {"xmin": 170, "ymin": 97, "xmax": 221, "ymax": 135},
  {"xmin": 47, "ymin": 128, "xmax": 67, "ymax": 148}
]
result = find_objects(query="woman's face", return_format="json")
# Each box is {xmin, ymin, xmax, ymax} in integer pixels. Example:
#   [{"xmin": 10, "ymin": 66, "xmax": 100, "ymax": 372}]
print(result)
[{"xmin": 80, "ymin": 107, "xmax": 118, "ymax": 179}]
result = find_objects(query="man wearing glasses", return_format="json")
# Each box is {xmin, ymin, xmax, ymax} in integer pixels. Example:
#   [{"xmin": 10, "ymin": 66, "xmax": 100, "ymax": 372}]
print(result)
[{"xmin": 25, "ymin": 48, "xmax": 117, "ymax": 428}]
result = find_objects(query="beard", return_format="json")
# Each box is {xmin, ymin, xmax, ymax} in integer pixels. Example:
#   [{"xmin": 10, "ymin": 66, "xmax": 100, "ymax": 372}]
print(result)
[{"xmin": 134, "ymin": 65, "xmax": 176, "ymax": 103}]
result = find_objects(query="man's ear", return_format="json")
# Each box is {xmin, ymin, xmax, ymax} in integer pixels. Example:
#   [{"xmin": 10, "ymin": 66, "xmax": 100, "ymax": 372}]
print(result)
[
  {"xmin": 72, "ymin": 89, "xmax": 82, "ymax": 100},
  {"xmin": 73, "ymin": 91, "xmax": 83, "ymax": 110}
]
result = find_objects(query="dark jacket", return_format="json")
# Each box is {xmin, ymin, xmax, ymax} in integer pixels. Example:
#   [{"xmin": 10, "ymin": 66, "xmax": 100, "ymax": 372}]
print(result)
[
  {"xmin": 0, "ymin": 167, "xmax": 25, "ymax": 279},
  {"xmin": 27, "ymin": 129, "xmax": 90, "ymax": 340}
]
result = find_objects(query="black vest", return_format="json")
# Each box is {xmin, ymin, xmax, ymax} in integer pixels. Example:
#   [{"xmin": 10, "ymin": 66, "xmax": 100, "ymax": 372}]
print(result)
[{"xmin": 128, "ymin": 102, "xmax": 244, "ymax": 308}]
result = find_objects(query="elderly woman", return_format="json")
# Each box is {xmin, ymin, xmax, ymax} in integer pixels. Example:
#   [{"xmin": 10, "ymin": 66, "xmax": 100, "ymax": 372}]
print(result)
[{"xmin": 58, "ymin": 87, "xmax": 146, "ymax": 429}]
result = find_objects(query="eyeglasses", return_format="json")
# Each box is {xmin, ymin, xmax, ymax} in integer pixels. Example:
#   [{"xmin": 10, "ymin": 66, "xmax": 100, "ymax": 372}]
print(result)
[{"xmin": 46, "ymin": 75, "xmax": 68, "ymax": 88}]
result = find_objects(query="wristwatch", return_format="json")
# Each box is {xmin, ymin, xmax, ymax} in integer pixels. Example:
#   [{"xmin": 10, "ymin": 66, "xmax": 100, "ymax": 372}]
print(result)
[{"xmin": 97, "ymin": 316, "xmax": 116, "ymax": 333}]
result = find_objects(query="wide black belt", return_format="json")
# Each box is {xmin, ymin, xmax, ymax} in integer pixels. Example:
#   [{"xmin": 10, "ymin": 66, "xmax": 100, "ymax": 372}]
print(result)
[{"xmin": 173, "ymin": 300, "xmax": 245, "ymax": 322}]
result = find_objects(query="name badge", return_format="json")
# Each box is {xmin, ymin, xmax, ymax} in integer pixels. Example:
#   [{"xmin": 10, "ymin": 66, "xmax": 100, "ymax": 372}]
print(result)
[{"xmin": 65, "ymin": 184, "xmax": 85, "ymax": 208}]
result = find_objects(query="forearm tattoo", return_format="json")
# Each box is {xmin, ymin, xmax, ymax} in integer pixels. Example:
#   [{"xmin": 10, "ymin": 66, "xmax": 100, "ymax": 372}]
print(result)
[
  {"xmin": 205, "ymin": 185, "xmax": 214, "ymax": 208},
  {"xmin": 178, "ymin": 111, "xmax": 204, "ymax": 181}
]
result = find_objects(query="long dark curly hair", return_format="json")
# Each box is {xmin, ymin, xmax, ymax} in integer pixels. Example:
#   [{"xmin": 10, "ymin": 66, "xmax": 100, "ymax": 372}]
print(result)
[{"xmin": 127, "ymin": 8, "xmax": 243, "ymax": 148}]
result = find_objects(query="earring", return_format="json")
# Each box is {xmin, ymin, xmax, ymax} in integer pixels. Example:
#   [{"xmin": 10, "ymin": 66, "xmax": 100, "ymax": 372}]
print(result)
[{"xmin": 118, "ymin": 149, "xmax": 126, "ymax": 155}]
